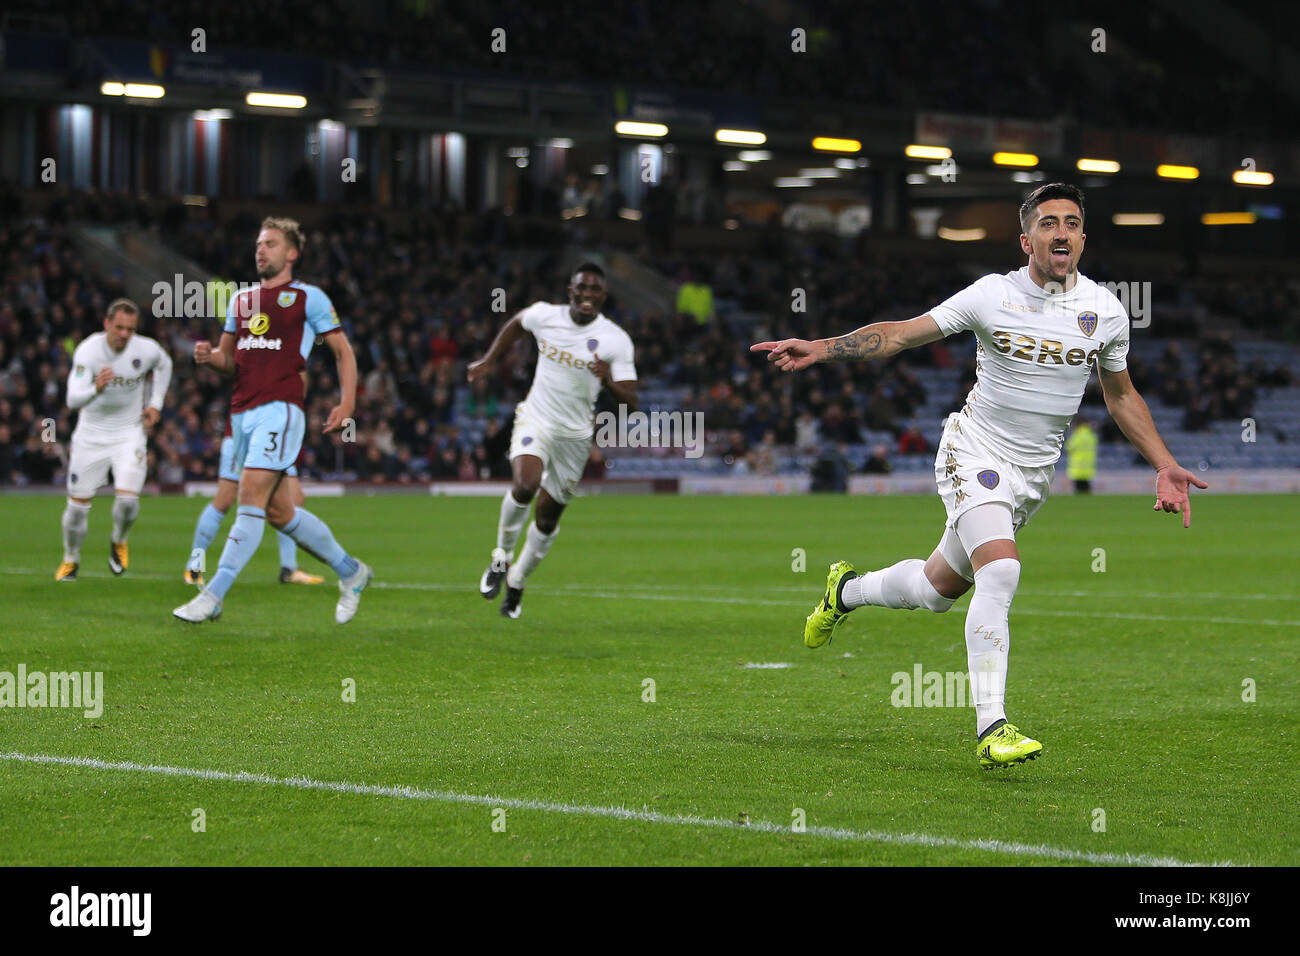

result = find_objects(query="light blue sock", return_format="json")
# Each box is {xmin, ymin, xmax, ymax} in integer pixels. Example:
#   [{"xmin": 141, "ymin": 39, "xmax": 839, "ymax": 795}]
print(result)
[
  {"xmin": 277, "ymin": 531, "xmax": 297, "ymax": 571},
  {"xmin": 280, "ymin": 507, "xmax": 358, "ymax": 579},
  {"xmin": 208, "ymin": 506, "xmax": 267, "ymax": 599},
  {"xmin": 188, "ymin": 503, "xmax": 227, "ymax": 572}
]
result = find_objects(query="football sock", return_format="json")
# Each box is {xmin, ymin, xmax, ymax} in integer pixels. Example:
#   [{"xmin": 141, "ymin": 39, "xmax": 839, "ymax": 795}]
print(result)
[
  {"xmin": 966, "ymin": 558, "xmax": 1021, "ymax": 736},
  {"xmin": 61, "ymin": 500, "xmax": 91, "ymax": 563},
  {"xmin": 842, "ymin": 558, "xmax": 955, "ymax": 612},
  {"xmin": 506, "ymin": 522, "xmax": 556, "ymax": 589},
  {"xmin": 280, "ymin": 507, "xmax": 359, "ymax": 579},
  {"xmin": 276, "ymin": 531, "xmax": 297, "ymax": 571},
  {"xmin": 208, "ymin": 506, "xmax": 267, "ymax": 599},
  {"xmin": 497, "ymin": 491, "xmax": 531, "ymax": 555},
  {"xmin": 188, "ymin": 503, "xmax": 226, "ymax": 572},
  {"xmin": 110, "ymin": 494, "xmax": 139, "ymax": 544}
]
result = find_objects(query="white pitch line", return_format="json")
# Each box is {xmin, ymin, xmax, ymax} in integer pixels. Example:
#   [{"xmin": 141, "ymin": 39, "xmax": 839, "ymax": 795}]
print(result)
[
  {"xmin": 3, "ymin": 568, "xmax": 1296, "ymax": 627},
  {"xmin": 0, "ymin": 752, "xmax": 1233, "ymax": 867}
]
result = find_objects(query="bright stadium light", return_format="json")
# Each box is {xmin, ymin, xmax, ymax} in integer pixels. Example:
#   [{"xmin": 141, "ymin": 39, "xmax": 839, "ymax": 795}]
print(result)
[
  {"xmin": 722, "ymin": 161, "xmax": 748, "ymax": 172},
  {"xmin": 905, "ymin": 173, "xmax": 928, "ymax": 185},
  {"xmin": 715, "ymin": 129, "xmax": 766, "ymax": 145},
  {"xmin": 812, "ymin": 137, "xmax": 861, "ymax": 153},
  {"xmin": 834, "ymin": 158, "xmax": 857, "ymax": 170},
  {"xmin": 905, "ymin": 144, "xmax": 951, "ymax": 160},
  {"xmin": 774, "ymin": 177, "xmax": 813, "ymax": 188},
  {"xmin": 615, "ymin": 121, "xmax": 668, "ymax": 137},
  {"xmin": 547, "ymin": 138, "xmax": 574, "ymax": 148},
  {"xmin": 938, "ymin": 227, "xmax": 986, "ymax": 241},
  {"xmin": 993, "ymin": 152, "xmax": 1038, "ymax": 167},
  {"xmin": 1112, "ymin": 213, "xmax": 1165, "ymax": 226},
  {"xmin": 1077, "ymin": 158, "xmax": 1121, "ymax": 174},
  {"xmin": 1201, "ymin": 211, "xmax": 1257, "ymax": 225},
  {"xmin": 737, "ymin": 150, "xmax": 772, "ymax": 162},
  {"xmin": 246, "ymin": 92, "xmax": 307, "ymax": 109},
  {"xmin": 102, "ymin": 82, "xmax": 165, "ymax": 98},
  {"xmin": 797, "ymin": 168, "xmax": 840, "ymax": 178},
  {"xmin": 1233, "ymin": 169, "xmax": 1274, "ymax": 186},
  {"xmin": 193, "ymin": 109, "xmax": 232, "ymax": 121},
  {"xmin": 1157, "ymin": 164, "xmax": 1199, "ymax": 180}
]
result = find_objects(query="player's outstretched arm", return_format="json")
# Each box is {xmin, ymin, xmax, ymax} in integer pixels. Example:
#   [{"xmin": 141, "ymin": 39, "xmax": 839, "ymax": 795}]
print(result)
[
  {"xmin": 750, "ymin": 314, "xmax": 944, "ymax": 372},
  {"xmin": 467, "ymin": 314, "xmax": 525, "ymax": 382},
  {"xmin": 323, "ymin": 331, "xmax": 357, "ymax": 434},
  {"xmin": 1099, "ymin": 366, "xmax": 1208, "ymax": 528}
]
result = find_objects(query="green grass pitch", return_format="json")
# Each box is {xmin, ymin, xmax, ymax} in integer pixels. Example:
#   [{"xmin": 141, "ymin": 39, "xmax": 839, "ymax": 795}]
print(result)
[{"xmin": 0, "ymin": 492, "xmax": 1295, "ymax": 866}]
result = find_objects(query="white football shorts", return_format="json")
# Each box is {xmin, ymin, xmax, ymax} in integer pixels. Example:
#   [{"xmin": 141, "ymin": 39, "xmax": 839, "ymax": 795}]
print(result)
[
  {"xmin": 508, "ymin": 408, "xmax": 591, "ymax": 505},
  {"xmin": 934, "ymin": 412, "xmax": 1054, "ymax": 533},
  {"xmin": 67, "ymin": 428, "xmax": 148, "ymax": 497}
]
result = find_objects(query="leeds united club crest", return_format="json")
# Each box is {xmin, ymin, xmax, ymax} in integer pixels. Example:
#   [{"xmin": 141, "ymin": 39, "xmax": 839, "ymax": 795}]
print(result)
[{"xmin": 1077, "ymin": 311, "xmax": 1098, "ymax": 336}]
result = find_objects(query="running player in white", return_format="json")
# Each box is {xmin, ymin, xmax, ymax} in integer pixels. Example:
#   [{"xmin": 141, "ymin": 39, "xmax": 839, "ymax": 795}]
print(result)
[
  {"xmin": 57, "ymin": 298, "xmax": 173, "ymax": 580},
  {"xmin": 467, "ymin": 263, "xmax": 637, "ymax": 618},
  {"xmin": 752, "ymin": 183, "xmax": 1207, "ymax": 769}
]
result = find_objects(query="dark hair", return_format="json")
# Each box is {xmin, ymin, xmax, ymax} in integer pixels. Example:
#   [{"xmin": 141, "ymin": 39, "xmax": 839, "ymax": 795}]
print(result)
[
  {"xmin": 571, "ymin": 262, "xmax": 606, "ymax": 280},
  {"xmin": 1019, "ymin": 183, "xmax": 1085, "ymax": 233}
]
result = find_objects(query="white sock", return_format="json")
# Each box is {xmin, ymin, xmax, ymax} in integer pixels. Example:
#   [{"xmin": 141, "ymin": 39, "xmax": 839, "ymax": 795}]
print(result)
[
  {"xmin": 965, "ymin": 558, "xmax": 1021, "ymax": 736},
  {"xmin": 497, "ymin": 491, "xmax": 531, "ymax": 555},
  {"xmin": 506, "ymin": 522, "xmax": 557, "ymax": 589},
  {"xmin": 111, "ymin": 494, "xmax": 140, "ymax": 544},
  {"xmin": 841, "ymin": 559, "xmax": 955, "ymax": 612},
  {"xmin": 62, "ymin": 500, "xmax": 92, "ymax": 563}
]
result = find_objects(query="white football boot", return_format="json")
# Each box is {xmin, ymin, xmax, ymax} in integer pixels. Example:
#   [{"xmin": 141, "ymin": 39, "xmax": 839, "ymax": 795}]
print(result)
[
  {"xmin": 173, "ymin": 587, "xmax": 222, "ymax": 623},
  {"xmin": 336, "ymin": 561, "xmax": 374, "ymax": 624}
]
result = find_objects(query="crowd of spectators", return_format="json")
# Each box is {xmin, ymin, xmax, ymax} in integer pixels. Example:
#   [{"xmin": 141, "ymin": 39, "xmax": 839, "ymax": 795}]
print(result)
[{"xmin": 3, "ymin": 198, "xmax": 1299, "ymax": 487}]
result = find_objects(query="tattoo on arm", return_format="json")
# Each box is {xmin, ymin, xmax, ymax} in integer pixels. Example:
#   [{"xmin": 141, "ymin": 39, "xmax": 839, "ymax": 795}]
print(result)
[{"xmin": 826, "ymin": 330, "xmax": 884, "ymax": 361}]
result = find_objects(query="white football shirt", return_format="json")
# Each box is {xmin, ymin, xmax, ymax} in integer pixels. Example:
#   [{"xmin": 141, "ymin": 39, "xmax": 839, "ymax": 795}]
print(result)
[
  {"xmin": 929, "ymin": 268, "xmax": 1129, "ymax": 466},
  {"xmin": 516, "ymin": 302, "xmax": 636, "ymax": 439},
  {"xmin": 66, "ymin": 332, "xmax": 173, "ymax": 440}
]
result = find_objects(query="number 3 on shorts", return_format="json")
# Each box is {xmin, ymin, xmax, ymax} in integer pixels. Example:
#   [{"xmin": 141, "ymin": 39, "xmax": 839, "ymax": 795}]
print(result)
[{"xmin": 265, "ymin": 431, "xmax": 278, "ymax": 454}]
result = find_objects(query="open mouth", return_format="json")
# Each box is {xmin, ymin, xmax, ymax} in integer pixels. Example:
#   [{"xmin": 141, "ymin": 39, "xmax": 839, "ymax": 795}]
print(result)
[{"xmin": 1050, "ymin": 245, "xmax": 1070, "ymax": 265}]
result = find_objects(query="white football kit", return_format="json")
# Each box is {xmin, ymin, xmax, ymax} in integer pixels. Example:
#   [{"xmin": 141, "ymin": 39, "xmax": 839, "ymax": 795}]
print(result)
[
  {"xmin": 509, "ymin": 302, "xmax": 636, "ymax": 503},
  {"xmin": 66, "ymin": 332, "xmax": 173, "ymax": 497},
  {"xmin": 928, "ymin": 267, "xmax": 1129, "ymax": 535}
]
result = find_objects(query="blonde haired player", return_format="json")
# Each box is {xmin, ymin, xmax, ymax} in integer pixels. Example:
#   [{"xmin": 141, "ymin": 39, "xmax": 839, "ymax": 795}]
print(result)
[
  {"xmin": 468, "ymin": 263, "xmax": 637, "ymax": 619},
  {"xmin": 752, "ymin": 184, "xmax": 1207, "ymax": 769},
  {"xmin": 57, "ymin": 298, "xmax": 173, "ymax": 580}
]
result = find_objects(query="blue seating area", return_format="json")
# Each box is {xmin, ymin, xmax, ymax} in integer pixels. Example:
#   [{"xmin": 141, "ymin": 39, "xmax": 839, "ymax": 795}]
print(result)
[{"xmin": 447, "ymin": 337, "xmax": 1300, "ymax": 478}]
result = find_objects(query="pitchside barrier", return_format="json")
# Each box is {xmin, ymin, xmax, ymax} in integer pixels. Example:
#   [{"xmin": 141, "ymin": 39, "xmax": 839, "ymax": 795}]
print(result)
[{"xmin": 1, "ymin": 470, "xmax": 1295, "ymax": 497}]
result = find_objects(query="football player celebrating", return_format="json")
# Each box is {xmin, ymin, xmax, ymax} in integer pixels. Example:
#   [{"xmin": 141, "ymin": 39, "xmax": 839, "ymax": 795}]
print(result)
[
  {"xmin": 752, "ymin": 184, "xmax": 1207, "ymax": 769},
  {"xmin": 58, "ymin": 298, "xmax": 173, "ymax": 580},
  {"xmin": 468, "ymin": 263, "xmax": 637, "ymax": 618},
  {"xmin": 173, "ymin": 217, "xmax": 371, "ymax": 624}
]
